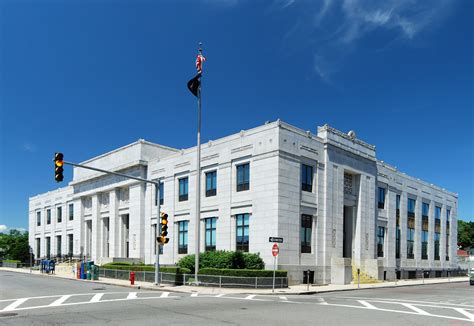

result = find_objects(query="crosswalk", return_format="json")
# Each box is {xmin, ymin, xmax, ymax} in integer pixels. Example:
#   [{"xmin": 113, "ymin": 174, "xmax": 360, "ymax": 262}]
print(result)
[{"xmin": 0, "ymin": 291, "xmax": 473, "ymax": 322}]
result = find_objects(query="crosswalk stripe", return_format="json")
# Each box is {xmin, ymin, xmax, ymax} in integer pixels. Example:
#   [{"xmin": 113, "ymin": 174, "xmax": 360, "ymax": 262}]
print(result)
[
  {"xmin": 160, "ymin": 292, "xmax": 170, "ymax": 298},
  {"xmin": 453, "ymin": 308, "xmax": 474, "ymax": 321},
  {"xmin": 49, "ymin": 295, "xmax": 71, "ymax": 306},
  {"xmin": 90, "ymin": 293, "xmax": 104, "ymax": 303},
  {"xmin": 127, "ymin": 292, "xmax": 137, "ymax": 299},
  {"xmin": 317, "ymin": 297, "xmax": 328, "ymax": 305},
  {"xmin": 358, "ymin": 300, "xmax": 377, "ymax": 309},
  {"xmin": 401, "ymin": 303, "xmax": 430, "ymax": 315},
  {"xmin": 2, "ymin": 298, "xmax": 28, "ymax": 311}
]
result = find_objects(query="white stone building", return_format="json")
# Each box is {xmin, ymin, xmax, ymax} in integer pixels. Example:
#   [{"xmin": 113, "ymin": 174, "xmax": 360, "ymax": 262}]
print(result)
[{"xmin": 29, "ymin": 121, "xmax": 458, "ymax": 284}]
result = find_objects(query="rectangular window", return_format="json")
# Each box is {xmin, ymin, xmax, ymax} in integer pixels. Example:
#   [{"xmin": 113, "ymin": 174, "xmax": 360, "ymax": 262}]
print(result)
[
  {"xmin": 68, "ymin": 203, "xmax": 74, "ymax": 221},
  {"xmin": 378, "ymin": 187, "xmax": 386, "ymax": 209},
  {"xmin": 446, "ymin": 209, "xmax": 450, "ymax": 261},
  {"xmin": 300, "ymin": 215, "xmax": 312, "ymax": 253},
  {"xmin": 46, "ymin": 237, "xmax": 51, "ymax": 258},
  {"xmin": 178, "ymin": 221, "xmax": 188, "ymax": 254},
  {"xmin": 236, "ymin": 163, "xmax": 250, "ymax": 192},
  {"xmin": 435, "ymin": 206, "xmax": 441, "ymax": 219},
  {"xmin": 159, "ymin": 182, "xmax": 164, "ymax": 205},
  {"xmin": 37, "ymin": 211, "xmax": 41, "ymax": 226},
  {"xmin": 205, "ymin": 171, "xmax": 217, "ymax": 197},
  {"xmin": 407, "ymin": 218, "xmax": 415, "ymax": 259},
  {"xmin": 396, "ymin": 194, "xmax": 400, "ymax": 217},
  {"xmin": 422, "ymin": 202, "xmax": 429, "ymax": 218},
  {"xmin": 377, "ymin": 226, "xmax": 385, "ymax": 257},
  {"xmin": 56, "ymin": 235, "xmax": 62, "ymax": 257},
  {"xmin": 301, "ymin": 164, "xmax": 313, "ymax": 192},
  {"xmin": 421, "ymin": 217, "xmax": 428, "ymax": 260},
  {"xmin": 36, "ymin": 238, "xmax": 41, "ymax": 258},
  {"xmin": 395, "ymin": 227, "xmax": 401, "ymax": 259},
  {"xmin": 179, "ymin": 177, "xmax": 188, "ymax": 202},
  {"xmin": 407, "ymin": 198, "xmax": 416, "ymax": 217},
  {"xmin": 47, "ymin": 209, "xmax": 51, "ymax": 224},
  {"xmin": 236, "ymin": 213, "xmax": 249, "ymax": 252},
  {"xmin": 434, "ymin": 206, "xmax": 441, "ymax": 260},
  {"xmin": 434, "ymin": 232, "xmax": 440, "ymax": 260},
  {"xmin": 57, "ymin": 206, "xmax": 62, "ymax": 223},
  {"xmin": 68, "ymin": 234, "xmax": 73, "ymax": 256},
  {"xmin": 205, "ymin": 217, "xmax": 217, "ymax": 251}
]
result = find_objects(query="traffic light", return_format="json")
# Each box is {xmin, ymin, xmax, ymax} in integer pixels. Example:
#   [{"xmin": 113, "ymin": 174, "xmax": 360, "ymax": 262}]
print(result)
[
  {"xmin": 54, "ymin": 152, "xmax": 64, "ymax": 182},
  {"xmin": 157, "ymin": 212, "xmax": 170, "ymax": 245}
]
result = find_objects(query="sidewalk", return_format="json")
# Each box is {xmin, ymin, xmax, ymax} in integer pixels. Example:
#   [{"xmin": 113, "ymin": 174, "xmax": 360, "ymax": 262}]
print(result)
[{"xmin": 0, "ymin": 267, "xmax": 468, "ymax": 295}]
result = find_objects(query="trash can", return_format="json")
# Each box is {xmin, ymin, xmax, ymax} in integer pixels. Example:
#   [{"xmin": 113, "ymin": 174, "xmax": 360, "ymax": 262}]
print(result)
[{"xmin": 92, "ymin": 265, "xmax": 99, "ymax": 280}]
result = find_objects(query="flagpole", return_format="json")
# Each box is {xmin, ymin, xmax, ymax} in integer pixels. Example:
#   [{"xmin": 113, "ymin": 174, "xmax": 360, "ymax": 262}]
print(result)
[{"xmin": 195, "ymin": 43, "xmax": 203, "ymax": 284}]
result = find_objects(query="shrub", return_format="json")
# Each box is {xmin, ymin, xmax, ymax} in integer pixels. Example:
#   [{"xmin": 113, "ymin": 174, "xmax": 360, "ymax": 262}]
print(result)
[
  {"xmin": 176, "ymin": 254, "xmax": 196, "ymax": 272},
  {"xmin": 100, "ymin": 264, "xmax": 191, "ymax": 274},
  {"xmin": 242, "ymin": 253, "xmax": 265, "ymax": 270},
  {"xmin": 198, "ymin": 268, "xmax": 287, "ymax": 277},
  {"xmin": 177, "ymin": 251, "xmax": 265, "ymax": 272}
]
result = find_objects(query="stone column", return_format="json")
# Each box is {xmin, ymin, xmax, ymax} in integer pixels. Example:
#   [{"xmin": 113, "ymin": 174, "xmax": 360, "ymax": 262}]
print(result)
[
  {"xmin": 91, "ymin": 194, "xmax": 101, "ymax": 261},
  {"xmin": 386, "ymin": 187, "xmax": 397, "ymax": 278},
  {"xmin": 400, "ymin": 192, "xmax": 407, "ymax": 267},
  {"xmin": 440, "ymin": 204, "xmax": 446, "ymax": 267},
  {"xmin": 428, "ymin": 200, "xmax": 435, "ymax": 266},
  {"xmin": 129, "ymin": 183, "xmax": 145, "ymax": 260}
]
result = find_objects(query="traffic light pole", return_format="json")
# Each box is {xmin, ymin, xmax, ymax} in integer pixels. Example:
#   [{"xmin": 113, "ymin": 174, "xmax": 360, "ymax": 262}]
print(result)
[
  {"xmin": 155, "ymin": 183, "xmax": 161, "ymax": 285},
  {"xmin": 61, "ymin": 160, "xmax": 162, "ymax": 285}
]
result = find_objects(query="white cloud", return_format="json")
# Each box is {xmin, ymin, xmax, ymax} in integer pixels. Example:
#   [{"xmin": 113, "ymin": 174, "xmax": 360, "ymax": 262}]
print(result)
[
  {"xmin": 279, "ymin": 0, "xmax": 452, "ymax": 82},
  {"xmin": 21, "ymin": 142, "xmax": 37, "ymax": 153},
  {"xmin": 0, "ymin": 225, "xmax": 7, "ymax": 233}
]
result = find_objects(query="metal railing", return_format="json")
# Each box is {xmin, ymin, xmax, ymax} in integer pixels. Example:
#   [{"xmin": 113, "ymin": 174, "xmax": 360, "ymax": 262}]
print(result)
[{"xmin": 98, "ymin": 268, "xmax": 288, "ymax": 289}]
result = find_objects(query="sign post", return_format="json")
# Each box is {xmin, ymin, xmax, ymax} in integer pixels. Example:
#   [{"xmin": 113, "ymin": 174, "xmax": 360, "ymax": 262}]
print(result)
[{"xmin": 272, "ymin": 243, "xmax": 279, "ymax": 293}]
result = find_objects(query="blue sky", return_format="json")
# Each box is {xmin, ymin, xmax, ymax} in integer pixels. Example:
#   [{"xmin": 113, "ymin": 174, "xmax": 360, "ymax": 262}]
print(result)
[{"xmin": 0, "ymin": 0, "xmax": 473, "ymax": 232}]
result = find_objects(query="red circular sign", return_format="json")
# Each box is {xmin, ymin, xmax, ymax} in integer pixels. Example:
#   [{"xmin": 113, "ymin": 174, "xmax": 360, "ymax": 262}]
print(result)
[{"xmin": 272, "ymin": 243, "xmax": 279, "ymax": 257}]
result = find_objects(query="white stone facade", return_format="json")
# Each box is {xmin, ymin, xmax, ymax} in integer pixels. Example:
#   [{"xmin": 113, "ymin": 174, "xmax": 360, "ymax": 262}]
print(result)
[{"xmin": 29, "ymin": 121, "xmax": 458, "ymax": 284}]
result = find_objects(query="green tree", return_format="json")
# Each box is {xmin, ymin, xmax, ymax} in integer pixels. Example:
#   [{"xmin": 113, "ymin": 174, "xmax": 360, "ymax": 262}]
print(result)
[
  {"xmin": 0, "ymin": 230, "xmax": 30, "ymax": 262},
  {"xmin": 457, "ymin": 220, "xmax": 474, "ymax": 250}
]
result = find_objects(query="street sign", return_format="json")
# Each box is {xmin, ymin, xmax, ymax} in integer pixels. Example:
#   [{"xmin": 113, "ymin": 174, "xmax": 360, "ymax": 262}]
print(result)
[
  {"xmin": 272, "ymin": 243, "xmax": 279, "ymax": 257},
  {"xmin": 269, "ymin": 237, "xmax": 283, "ymax": 243}
]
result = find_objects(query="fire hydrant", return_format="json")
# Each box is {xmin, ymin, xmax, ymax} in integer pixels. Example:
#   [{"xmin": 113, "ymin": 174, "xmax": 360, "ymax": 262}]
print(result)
[{"xmin": 130, "ymin": 271, "xmax": 135, "ymax": 285}]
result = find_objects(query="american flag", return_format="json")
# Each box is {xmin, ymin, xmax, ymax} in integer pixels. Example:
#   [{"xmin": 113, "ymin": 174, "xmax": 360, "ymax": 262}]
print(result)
[{"xmin": 196, "ymin": 53, "xmax": 206, "ymax": 74}]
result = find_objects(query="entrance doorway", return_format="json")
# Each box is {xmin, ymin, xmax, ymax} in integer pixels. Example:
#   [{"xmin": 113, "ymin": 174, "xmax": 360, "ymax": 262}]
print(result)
[{"xmin": 343, "ymin": 206, "xmax": 355, "ymax": 258}]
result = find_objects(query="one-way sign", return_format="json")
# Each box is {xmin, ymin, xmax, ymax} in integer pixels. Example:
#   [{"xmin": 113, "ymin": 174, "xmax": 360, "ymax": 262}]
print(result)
[{"xmin": 269, "ymin": 237, "xmax": 283, "ymax": 243}]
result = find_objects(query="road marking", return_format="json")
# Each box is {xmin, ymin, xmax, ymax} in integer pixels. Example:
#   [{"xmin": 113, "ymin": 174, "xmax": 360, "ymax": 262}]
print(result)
[
  {"xmin": 49, "ymin": 295, "xmax": 71, "ymax": 306},
  {"xmin": 338, "ymin": 296, "xmax": 474, "ymax": 308},
  {"xmin": 317, "ymin": 297, "xmax": 328, "ymax": 305},
  {"xmin": 453, "ymin": 308, "xmax": 474, "ymax": 321},
  {"xmin": 401, "ymin": 303, "xmax": 430, "ymax": 315},
  {"xmin": 2, "ymin": 298, "xmax": 28, "ymax": 311},
  {"xmin": 127, "ymin": 292, "xmax": 137, "ymax": 299},
  {"xmin": 279, "ymin": 296, "xmax": 288, "ymax": 301},
  {"xmin": 89, "ymin": 293, "xmax": 104, "ymax": 303},
  {"xmin": 160, "ymin": 292, "xmax": 170, "ymax": 298},
  {"xmin": 190, "ymin": 293, "xmax": 199, "ymax": 297},
  {"xmin": 358, "ymin": 300, "xmax": 377, "ymax": 309},
  {"xmin": 214, "ymin": 294, "xmax": 225, "ymax": 298},
  {"xmin": 245, "ymin": 295, "xmax": 256, "ymax": 300}
]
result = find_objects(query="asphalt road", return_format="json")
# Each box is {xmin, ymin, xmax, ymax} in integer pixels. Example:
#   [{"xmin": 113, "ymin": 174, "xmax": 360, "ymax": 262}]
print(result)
[{"xmin": 0, "ymin": 270, "xmax": 473, "ymax": 325}]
